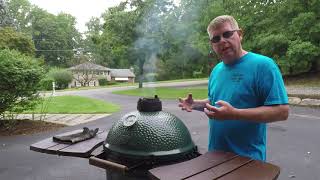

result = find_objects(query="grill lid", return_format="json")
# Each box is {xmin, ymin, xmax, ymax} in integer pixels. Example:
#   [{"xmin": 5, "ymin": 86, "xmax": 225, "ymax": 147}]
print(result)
[{"xmin": 104, "ymin": 96, "xmax": 196, "ymax": 159}]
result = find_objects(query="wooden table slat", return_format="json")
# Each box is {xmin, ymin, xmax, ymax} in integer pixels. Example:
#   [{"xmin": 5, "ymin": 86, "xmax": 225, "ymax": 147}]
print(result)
[
  {"xmin": 57, "ymin": 131, "xmax": 108, "ymax": 157},
  {"xmin": 30, "ymin": 129, "xmax": 108, "ymax": 158},
  {"xmin": 217, "ymin": 160, "xmax": 280, "ymax": 180},
  {"xmin": 30, "ymin": 129, "xmax": 84, "ymax": 152},
  {"xmin": 185, "ymin": 156, "xmax": 253, "ymax": 180},
  {"xmin": 148, "ymin": 151, "xmax": 238, "ymax": 180},
  {"xmin": 29, "ymin": 138, "xmax": 60, "ymax": 153},
  {"xmin": 42, "ymin": 143, "xmax": 71, "ymax": 154}
]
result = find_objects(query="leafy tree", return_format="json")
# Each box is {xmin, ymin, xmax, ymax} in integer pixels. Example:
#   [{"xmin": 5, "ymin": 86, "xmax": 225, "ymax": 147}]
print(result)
[
  {"xmin": 0, "ymin": 49, "xmax": 44, "ymax": 116},
  {"xmin": 47, "ymin": 68, "xmax": 73, "ymax": 89},
  {"xmin": 86, "ymin": 0, "xmax": 320, "ymax": 79},
  {"xmin": 0, "ymin": 26, "xmax": 35, "ymax": 56},
  {"xmin": 30, "ymin": 8, "xmax": 80, "ymax": 67},
  {"xmin": 0, "ymin": 0, "xmax": 14, "ymax": 27},
  {"xmin": 82, "ymin": 17, "xmax": 102, "ymax": 64},
  {"xmin": 285, "ymin": 40, "xmax": 320, "ymax": 75},
  {"xmin": 5, "ymin": 0, "xmax": 32, "ymax": 32}
]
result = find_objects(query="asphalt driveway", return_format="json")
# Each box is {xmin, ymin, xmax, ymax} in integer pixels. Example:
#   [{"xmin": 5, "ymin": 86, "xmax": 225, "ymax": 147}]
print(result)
[{"xmin": 1, "ymin": 83, "xmax": 320, "ymax": 180}]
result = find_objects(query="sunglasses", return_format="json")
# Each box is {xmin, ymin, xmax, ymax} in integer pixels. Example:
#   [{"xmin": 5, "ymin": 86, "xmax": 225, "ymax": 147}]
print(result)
[{"xmin": 210, "ymin": 30, "xmax": 239, "ymax": 43}]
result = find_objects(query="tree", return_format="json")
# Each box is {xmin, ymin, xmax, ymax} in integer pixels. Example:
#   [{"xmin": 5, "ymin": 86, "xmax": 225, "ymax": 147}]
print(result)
[
  {"xmin": 0, "ymin": 26, "xmax": 35, "ymax": 56},
  {"xmin": 0, "ymin": 49, "xmax": 44, "ymax": 116},
  {"xmin": 0, "ymin": 0, "xmax": 14, "ymax": 27},
  {"xmin": 5, "ymin": 0, "xmax": 32, "ymax": 32},
  {"xmin": 87, "ymin": 0, "xmax": 320, "ymax": 80},
  {"xmin": 30, "ymin": 8, "xmax": 81, "ymax": 67},
  {"xmin": 47, "ymin": 68, "xmax": 73, "ymax": 89}
]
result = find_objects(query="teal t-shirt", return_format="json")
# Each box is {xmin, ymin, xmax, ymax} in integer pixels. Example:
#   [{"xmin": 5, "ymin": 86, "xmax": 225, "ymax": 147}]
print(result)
[{"xmin": 207, "ymin": 52, "xmax": 288, "ymax": 161}]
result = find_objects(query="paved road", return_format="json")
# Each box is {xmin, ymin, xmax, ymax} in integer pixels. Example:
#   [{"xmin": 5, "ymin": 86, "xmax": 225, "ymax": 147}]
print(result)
[{"xmin": 1, "ymin": 82, "xmax": 320, "ymax": 180}]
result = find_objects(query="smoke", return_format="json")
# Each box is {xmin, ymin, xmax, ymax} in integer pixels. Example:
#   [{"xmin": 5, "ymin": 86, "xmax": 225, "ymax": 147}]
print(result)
[
  {"xmin": 133, "ymin": 0, "xmax": 170, "ymax": 97},
  {"xmin": 133, "ymin": 0, "xmax": 207, "ymax": 97}
]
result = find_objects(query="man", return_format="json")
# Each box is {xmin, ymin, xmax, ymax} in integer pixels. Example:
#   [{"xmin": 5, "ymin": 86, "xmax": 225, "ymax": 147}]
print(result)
[{"xmin": 178, "ymin": 15, "xmax": 289, "ymax": 161}]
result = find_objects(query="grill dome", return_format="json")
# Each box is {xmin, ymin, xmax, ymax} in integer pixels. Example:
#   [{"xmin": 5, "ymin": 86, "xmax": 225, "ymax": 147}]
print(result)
[{"xmin": 104, "ymin": 96, "xmax": 197, "ymax": 162}]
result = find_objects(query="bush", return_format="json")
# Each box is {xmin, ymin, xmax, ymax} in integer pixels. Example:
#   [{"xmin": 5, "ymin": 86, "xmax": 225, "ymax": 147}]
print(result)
[
  {"xmin": 39, "ymin": 77, "xmax": 54, "ymax": 90},
  {"xmin": 0, "ymin": 49, "xmax": 44, "ymax": 115},
  {"xmin": 98, "ymin": 78, "xmax": 108, "ymax": 86},
  {"xmin": 47, "ymin": 68, "xmax": 73, "ymax": 89},
  {"xmin": 286, "ymin": 40, "xmax": 320, "ymax": 75}
]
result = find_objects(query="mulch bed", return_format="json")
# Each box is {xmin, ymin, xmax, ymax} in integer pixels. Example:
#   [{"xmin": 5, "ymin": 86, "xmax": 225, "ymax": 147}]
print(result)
[{"xmin": 0, "ymin": 119, "xmax": 66, "ymax": 136}]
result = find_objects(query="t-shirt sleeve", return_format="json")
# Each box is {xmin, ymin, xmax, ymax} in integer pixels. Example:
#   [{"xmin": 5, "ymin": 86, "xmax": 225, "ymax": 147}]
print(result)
[{"xmin": 257, "ymin": 59, "xmax": 288, "ymax": 106}]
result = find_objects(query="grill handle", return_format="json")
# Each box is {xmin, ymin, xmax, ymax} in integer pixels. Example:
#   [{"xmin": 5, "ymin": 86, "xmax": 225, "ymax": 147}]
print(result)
[{"xmin": 89, "ymin": 156, "xmax": 129, "ymax": 173}]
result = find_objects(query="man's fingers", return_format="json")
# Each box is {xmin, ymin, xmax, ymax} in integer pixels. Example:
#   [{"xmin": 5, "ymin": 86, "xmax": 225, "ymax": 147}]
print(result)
[
  {"xmin": 206, "ymin": 103, "xmax": 219, "ymax": 112},
  {"xmin": 204, "ymin": 108, "xmax": 214, "ymax": 118},
  {"xmin": 215, "ymin": 100, "xmax": 229, "ymax": 107}
]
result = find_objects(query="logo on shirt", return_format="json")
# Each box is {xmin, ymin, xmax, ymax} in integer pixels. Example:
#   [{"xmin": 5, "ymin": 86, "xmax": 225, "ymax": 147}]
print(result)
[{"xmin": 231, "ymin": 73, "xmax": 243, "ymax": 83}]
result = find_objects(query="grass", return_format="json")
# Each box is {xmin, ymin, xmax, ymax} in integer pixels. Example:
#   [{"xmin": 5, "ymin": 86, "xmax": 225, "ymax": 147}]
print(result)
[
  {"xmin": 112, "ymin": 87, "xmax": 208, "ymax": 100},
  {"xmin": 41, "ymin": 78, "xmax": 208, "ymax": 93},
  {"xmin": 26, "ymin": 95, "xmax": 120, "ymax": 114},
  {"xmin": 150, "ymin": 78, "xmax": 208, "ymax": 84},
  {"xmin": 47, "ymin": 82, "xmax": 135, "ymax": 92}
]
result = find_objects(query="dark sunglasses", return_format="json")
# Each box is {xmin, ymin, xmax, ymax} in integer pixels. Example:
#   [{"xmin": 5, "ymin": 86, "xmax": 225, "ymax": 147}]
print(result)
[{"xmin": 210, "ymin": 30, "xmax": 239, "ymax": 43}]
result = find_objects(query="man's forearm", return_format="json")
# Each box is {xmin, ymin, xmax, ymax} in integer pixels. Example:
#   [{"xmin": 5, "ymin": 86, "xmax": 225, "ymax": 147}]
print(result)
[
  {"xmin": 192, "ymin": 99, "xmax": 210, "ymax": 111},
  {"xmin": 234, "ymin": 105, "xmax": 289, "ymax": 123}
]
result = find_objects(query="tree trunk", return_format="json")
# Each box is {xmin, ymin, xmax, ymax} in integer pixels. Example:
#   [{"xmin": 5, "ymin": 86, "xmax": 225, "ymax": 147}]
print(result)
[{"xmin": 138, "ymin": 58, "xmax": 144, "ymax": 88}]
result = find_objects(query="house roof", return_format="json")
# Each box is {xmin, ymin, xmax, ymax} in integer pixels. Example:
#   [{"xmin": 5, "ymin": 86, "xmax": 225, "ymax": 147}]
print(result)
[
  {"xmin": 69, "ymin": 62, "xmax": 110, "ymax": 71},
  {"xmin": 110, "ymin": 69, "xmax": 135, "ymax": 78}
]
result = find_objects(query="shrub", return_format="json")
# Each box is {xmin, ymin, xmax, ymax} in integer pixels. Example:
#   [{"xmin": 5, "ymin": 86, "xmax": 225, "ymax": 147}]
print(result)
[
  {"xmin": 39, "ymin": 77, "xmax": 54, "ymax": 90},
  {"xmin": 47, "ymin": 68, "xmax": 73, "ymax": 89},
  {"xmin": 0, "ymin": 49, "xmax": 44, "ymax": 116},
  {"xmin": 286, "ymin": 40, "xmax": 320, "ymax": 75},
  {"xmin": 98, "ymin": 77, "xmax": 108, "ymax": 86}
]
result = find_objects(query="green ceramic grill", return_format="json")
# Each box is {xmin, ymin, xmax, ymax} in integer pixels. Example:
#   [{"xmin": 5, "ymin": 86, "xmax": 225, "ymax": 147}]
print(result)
[{"xmin": 103, "ymin": 95, "xmax": 198, "ymax": 164}]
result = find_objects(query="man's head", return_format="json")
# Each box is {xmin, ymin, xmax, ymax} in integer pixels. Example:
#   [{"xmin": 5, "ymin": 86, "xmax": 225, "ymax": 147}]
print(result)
[{"xmin": 207, "ymin": 15, "xmax": 244, "ymax": 64}]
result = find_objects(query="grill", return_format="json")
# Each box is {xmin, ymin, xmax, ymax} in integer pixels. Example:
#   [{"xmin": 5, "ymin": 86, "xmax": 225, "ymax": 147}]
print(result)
[{"xmin": 89, "ymin": 95, "xmax": 199, "ymax": 179}]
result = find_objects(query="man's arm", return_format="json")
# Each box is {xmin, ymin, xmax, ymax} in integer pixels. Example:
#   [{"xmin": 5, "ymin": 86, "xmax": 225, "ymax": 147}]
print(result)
[
  {"xmin": 234, "ymin": 104, "xmax": 289, "ymax": 122},
  {"xmin": 204, "ymin": 100, "xmax": 289, "ymax": 123}
]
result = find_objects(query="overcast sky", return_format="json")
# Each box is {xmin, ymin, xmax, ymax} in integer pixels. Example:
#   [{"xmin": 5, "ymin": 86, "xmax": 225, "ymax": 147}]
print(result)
[{"xmin": 29, "ymin": 0, "xmax": 124, "ymax": 33}]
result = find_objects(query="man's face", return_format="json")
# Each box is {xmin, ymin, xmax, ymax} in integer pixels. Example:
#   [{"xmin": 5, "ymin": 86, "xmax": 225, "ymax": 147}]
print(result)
[{"xmin": 209, "ymin": 22, "xmax": 243, "ymax": 64}]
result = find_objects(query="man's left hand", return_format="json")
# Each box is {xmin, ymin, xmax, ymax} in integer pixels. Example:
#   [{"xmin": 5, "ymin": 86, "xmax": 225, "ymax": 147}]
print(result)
[{"xmin": 204, "ymin": 100, "xmax": 238, "ymax": 120}]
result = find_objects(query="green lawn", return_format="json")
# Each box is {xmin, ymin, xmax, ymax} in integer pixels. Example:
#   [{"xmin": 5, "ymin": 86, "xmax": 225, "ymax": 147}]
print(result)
[
  {"xmin": 42, "ymin": 78, "xmax": 208, "ymax": 93},
  {"xmin": 27, "ymin": 95, "xmax": 120, "ymax": 114},
  {"xmin": 112, "ymin": 87, "xmax": 208, "ymax": 100}
]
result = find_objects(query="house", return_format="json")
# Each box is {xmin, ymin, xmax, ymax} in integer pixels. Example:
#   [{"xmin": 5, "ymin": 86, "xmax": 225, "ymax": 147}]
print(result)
[
  {"xmin": 68, "ymin": 62, "xmax": 135, "ymax": 87},
  {"xmin": 110, "ymin": 68, "xmax": 135, "ymax": 83}
]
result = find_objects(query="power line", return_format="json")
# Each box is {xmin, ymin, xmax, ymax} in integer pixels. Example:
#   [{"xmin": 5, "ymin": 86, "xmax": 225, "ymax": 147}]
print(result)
[
  {"xmin": 35, "ymin": 49, "xmax": 75, "ymax": 52},
  {"xmin": 35, "ymin": 48, "xmax": 90, "ymax": 52}
]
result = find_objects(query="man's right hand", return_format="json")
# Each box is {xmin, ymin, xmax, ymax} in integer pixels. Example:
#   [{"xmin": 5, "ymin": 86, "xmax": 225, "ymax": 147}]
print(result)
[{"xmin": 178, "ymin": 93, "xmax": 194, "ymax": 112}]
